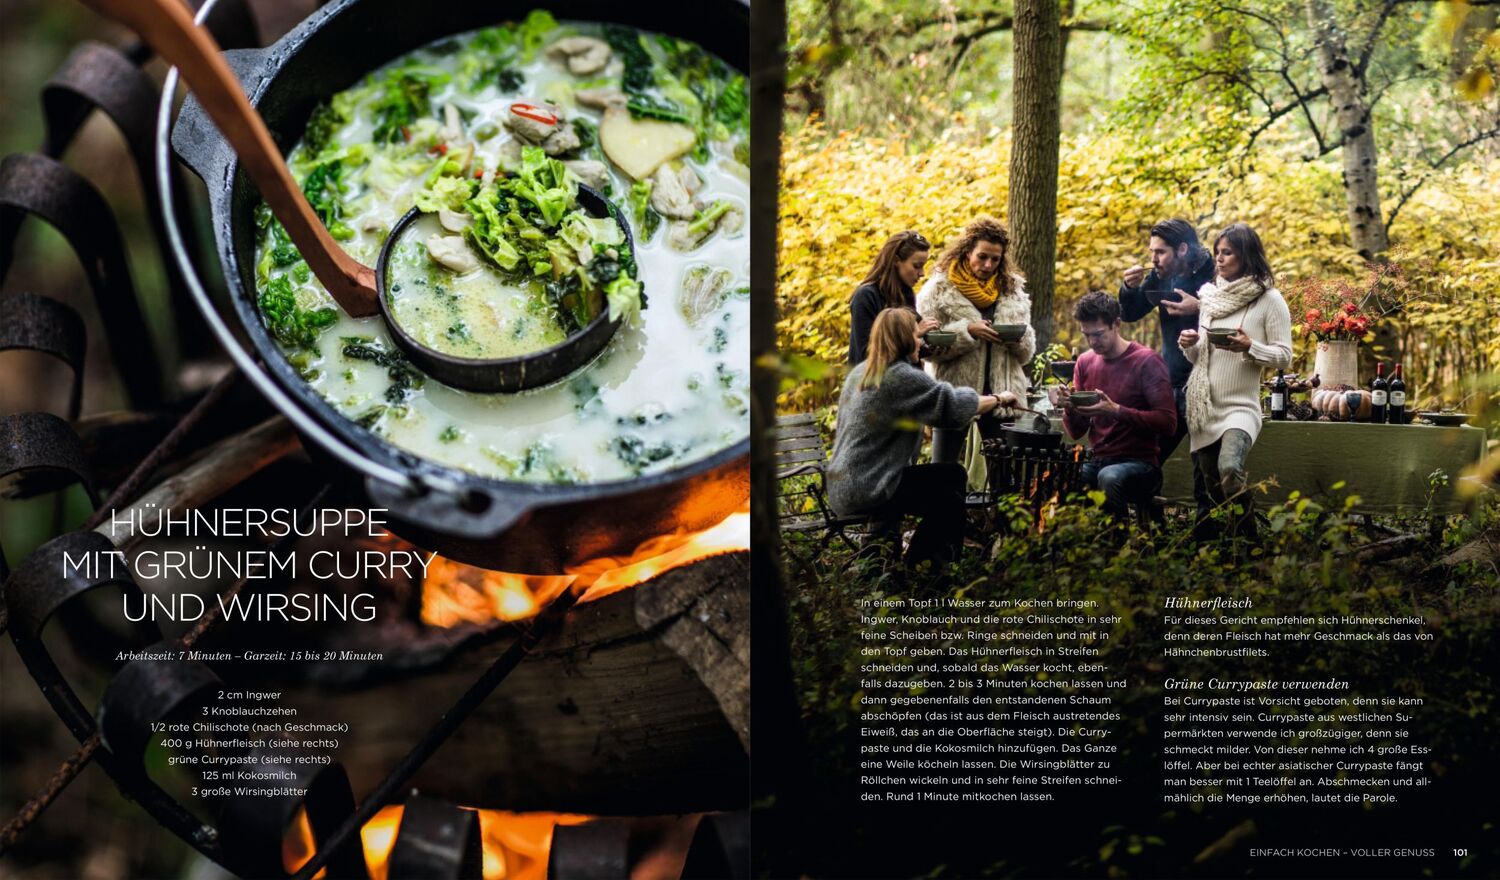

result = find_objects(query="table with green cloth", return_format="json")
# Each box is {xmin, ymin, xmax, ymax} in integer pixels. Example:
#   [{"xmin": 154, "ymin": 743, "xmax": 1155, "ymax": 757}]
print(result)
[
  {"xmin": 1159, "ymin": 421, "xmax": 1487, "ymax": 515},
  {"xmin": 1050, "ymin": 418, "xmax": 1488, "ymax": 515}
]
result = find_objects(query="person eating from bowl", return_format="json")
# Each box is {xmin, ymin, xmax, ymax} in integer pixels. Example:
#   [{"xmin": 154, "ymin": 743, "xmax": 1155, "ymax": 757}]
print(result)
[
  {"xmin": 916, "ymin": 217, "xmax": 1034, "ymax": 464},
  {"xmin": 826, "ymin": 308, "xmax": 1008, "ymax": 571},
  {"xmin": 1177, "ymin": 223, "xmax": 1292, "ymax": 541},
  {"xmin": 1118, "ymin": 218, "xmax": 1214, "ymax": 464},
  {"xmin": 1050, "ymin": 292, "xmax": 1177, "ymax": 520},
  {"xmin": 849, "ymin": 231, "xmax": 937, "ymax": 364}
]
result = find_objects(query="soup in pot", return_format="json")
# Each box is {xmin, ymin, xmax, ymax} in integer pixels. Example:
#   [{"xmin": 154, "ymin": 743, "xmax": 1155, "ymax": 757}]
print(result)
[{"xmin": 252, "ymin": 10, "xmax": 749, "ymax": 484}]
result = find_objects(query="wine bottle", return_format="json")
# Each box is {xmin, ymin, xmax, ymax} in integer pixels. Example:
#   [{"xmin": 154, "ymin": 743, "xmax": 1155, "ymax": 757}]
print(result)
[
  {"xmin": 1370, "ymin": 362, "xmax": 1387, "ymax": 424},
  {"xmin": 1270, "ymin": 370, "xmax": 1288, "ymax": 421},
  {"xmin": 1388, "ymin": 363, "xmax": 1406, "ymax": 425}
]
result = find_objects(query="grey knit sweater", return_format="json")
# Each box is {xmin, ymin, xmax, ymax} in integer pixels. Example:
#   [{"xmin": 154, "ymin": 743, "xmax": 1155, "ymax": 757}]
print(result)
[{"xmin": 826, "ymin": 360, "xmax": 980, "ymax": 515}]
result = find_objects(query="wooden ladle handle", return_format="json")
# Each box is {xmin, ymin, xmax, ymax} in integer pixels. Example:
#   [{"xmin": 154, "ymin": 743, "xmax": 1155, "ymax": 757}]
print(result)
[{"xmin": 78, "ymin": 0, "xmax": 378, "ymax": 316}]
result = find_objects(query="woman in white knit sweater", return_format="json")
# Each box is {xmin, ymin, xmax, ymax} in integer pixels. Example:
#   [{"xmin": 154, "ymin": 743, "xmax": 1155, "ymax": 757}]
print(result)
[{"xmin": 1177, "ymin": 223, "xmax": 1292, "ymax": 539}]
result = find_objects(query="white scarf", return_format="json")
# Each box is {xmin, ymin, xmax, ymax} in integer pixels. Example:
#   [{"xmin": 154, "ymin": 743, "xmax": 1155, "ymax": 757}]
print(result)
[{"xmin": 1186, "ymin": 276, "xmax": 1265, "ymax": 437}]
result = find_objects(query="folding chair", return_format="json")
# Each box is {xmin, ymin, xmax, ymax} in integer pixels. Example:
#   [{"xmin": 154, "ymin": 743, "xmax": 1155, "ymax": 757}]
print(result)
[{"xmin": 775, "ymin": 412, "xmax": 875, "ymax": 576}]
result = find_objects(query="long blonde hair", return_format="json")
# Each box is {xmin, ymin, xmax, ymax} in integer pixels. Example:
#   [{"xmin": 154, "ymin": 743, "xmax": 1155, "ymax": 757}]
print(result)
[{"xmin": 859, "ymin": 308, "xmax": 919, "ymax": 390}]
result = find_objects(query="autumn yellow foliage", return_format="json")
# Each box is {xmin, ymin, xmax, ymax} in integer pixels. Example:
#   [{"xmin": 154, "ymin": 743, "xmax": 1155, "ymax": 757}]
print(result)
[{"xmin": 777, "ymin": 122, "xmax": 1500, "ymax": 415}]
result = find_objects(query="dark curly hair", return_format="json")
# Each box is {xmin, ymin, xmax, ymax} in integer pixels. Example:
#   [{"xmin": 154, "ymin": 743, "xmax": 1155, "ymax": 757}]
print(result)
[
  {"xmin": 1149, "ymin": 218, "xmax": 1201, "ymax": 251},
  {"xmin": 1073, "ymin": 290, "xmax": 1121, "ymax": 325},
  {"xmin": 935, "ymin": 216, "xmax": 1021, "ymax": 298}
]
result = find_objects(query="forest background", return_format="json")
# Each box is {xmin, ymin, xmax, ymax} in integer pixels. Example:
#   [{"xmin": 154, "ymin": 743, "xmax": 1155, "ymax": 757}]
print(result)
[
  {"xmin": 776, "ymin": 0, "xmax": 1500, "ymax": 429},
  {"xmin": 755, "ymin": 5, "xmax": 1500, "ymax": 875}
]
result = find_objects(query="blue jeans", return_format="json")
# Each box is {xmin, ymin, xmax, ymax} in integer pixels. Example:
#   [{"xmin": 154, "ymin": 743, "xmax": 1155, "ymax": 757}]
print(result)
[{"xmin": 1080, "ymin": 458, "xmax": 1162, "ymax": 519}]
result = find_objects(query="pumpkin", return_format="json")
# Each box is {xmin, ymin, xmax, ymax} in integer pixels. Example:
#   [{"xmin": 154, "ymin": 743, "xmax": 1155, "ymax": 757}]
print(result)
[
  {"xmin": 1310, "ymin": 387, "xmax": 1372, "ymax": 420},
  {"xmin": 1309, "ymin": 388, "xmax": 1337, "ymax": 413}
]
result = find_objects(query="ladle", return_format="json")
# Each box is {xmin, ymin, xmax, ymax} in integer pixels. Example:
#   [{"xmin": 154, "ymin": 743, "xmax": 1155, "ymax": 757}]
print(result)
[{"xmin": 80, "ymin": 0, "xmax": 638, "ymax": 393}]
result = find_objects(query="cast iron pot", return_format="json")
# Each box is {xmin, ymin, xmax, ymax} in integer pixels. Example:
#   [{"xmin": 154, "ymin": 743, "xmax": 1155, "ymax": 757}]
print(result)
[
  {"xmin": 157, "ymin": 0, "xmax": 750, "ymax": 573},
  {"xmin": 999, "ymin": 425, "xmax": 1063, "ymax": 452}
]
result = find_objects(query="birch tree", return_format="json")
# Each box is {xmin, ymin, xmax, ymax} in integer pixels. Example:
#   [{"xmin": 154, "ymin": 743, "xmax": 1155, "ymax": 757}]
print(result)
[{"xmin": 1111, "ymin": 0, "xmax": 1500, "ymax": 258}]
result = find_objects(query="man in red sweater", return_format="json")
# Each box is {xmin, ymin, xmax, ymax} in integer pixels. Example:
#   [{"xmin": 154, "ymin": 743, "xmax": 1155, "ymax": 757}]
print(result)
[{"xmin": 1049, "ymin": 291, "xmax": 1178, "ymax": 519}]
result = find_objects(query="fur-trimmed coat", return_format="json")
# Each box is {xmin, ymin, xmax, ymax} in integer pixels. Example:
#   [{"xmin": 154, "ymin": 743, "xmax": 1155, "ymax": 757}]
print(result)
[{"xmin": 916, "ymin": 269, "xmax": 1035, "ymax": 415}]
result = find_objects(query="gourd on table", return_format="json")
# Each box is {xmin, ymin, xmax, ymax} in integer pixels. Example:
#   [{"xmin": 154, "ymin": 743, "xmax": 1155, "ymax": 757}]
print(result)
[{"xmin": 1309, "ymin": 387, "xmax": 1372, "ymax": 421}]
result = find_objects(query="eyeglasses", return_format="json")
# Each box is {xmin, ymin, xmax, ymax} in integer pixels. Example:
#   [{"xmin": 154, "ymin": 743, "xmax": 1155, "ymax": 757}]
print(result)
[{"xmin": 902, "ymin": 231, "xmax": 931, "ymax": 248}]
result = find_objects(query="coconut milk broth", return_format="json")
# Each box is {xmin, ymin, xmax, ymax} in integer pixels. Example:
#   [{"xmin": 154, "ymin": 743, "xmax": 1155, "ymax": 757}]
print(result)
[
  {"xmin": 384, "ymin": 213, "xmax": 571, "ymax": 359},
  {"xmin": 256, "ymin": 21, "xmax": 749, "ymax": 483}
]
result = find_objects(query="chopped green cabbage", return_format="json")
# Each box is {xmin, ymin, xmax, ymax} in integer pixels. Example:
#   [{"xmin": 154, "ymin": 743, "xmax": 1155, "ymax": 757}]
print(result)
[
  {"xmin": 605, "ymin": 274, "xmax": 643, "ymax": 324},
  {"xmin": 415, "ymin": 175, "xmax": 477, "ymax": 213}
]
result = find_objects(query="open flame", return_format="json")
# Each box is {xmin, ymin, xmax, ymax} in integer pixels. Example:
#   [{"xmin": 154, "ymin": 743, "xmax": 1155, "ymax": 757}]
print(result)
[
  {"xmin": 421, "ymin": 510, "xmax": 749, "ymax": 627},
  {"xmin": 286, "ymin": 509, "xmax": 749, "ymax": 878},
  {"xmin": 1035, "ymin": 446, "xmax": 1082, "ymax": 534},
  {"xmin": 285, "ymin": 806, "xmax": 590, "ymax": 880},
  {"xmin": 1036, "ymin": 492, "xmax": 1062, "ymax": 534},
  {"xmin": 365, "ymin": 806, "xmax": 591, "ymax": 880}
]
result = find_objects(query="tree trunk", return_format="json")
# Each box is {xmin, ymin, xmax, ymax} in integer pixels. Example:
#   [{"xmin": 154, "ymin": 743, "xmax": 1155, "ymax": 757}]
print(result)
[
  {"xmin": 1009, "ymin": 0, "xmax": 1064, "ymax": 351},
  {"xmin": 1305, "ymin": 0, "xmax": 1388, "ymax": 258},
  {"xmin": 1207, "ymin": 27, "xmax": 1253, "ymax": 116},
  {"xmin": 749, "ymin": 0, "xmax": 792, "ymax": 765},
  {"xmin": 749, "ymin": 0, "xmax": 814, "ymax": 872}
]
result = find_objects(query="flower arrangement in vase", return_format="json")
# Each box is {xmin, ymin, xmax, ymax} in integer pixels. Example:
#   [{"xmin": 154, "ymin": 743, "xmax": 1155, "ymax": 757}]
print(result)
[
  {"xmin": 1300, "ymin": 301, "xmax": 1370, "ymax": 341},
  {"xmin": 1284, "ymin": 259, "xmax": 1415, "ymax": 389}
]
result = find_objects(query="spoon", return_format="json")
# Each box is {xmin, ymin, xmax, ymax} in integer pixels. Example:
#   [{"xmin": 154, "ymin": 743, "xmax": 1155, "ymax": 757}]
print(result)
[{"xmin": 81, "ymin": 0, "xmax": 637, "ymax": 393}]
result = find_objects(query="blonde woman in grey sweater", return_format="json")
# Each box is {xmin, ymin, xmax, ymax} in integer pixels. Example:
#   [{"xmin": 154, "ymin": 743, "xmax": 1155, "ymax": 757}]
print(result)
[
  {"xmin": 827, "ymin": 308, "xmax": 1006, "ymax": 568},
  {"xmin": 1177, "ymin": 223, "xmax": 1292, "ymax": 539}
]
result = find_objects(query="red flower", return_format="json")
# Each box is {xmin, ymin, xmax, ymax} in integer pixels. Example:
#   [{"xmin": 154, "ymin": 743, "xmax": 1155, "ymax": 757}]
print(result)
[
  {"xmin": 1305, "ymin": 309, "xmax": 1322, "ymax": 322},
  {"xmin": 1319, "ymin": 320, "xmax": 1336, "ymax": 334},
  {"xmin": 1342, "ymin": 302, "xmax": 1358, "ymax": 315}
]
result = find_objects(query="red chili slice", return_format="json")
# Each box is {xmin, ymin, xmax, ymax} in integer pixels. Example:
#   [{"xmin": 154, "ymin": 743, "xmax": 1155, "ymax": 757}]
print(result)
[{"xmin": 509, "ymin": 102, "xmax": 557, "ymax": 125}]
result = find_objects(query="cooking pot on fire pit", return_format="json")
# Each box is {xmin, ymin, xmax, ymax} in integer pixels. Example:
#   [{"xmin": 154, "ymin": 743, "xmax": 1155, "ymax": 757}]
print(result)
[
  {"xmin": 999, "ymin": 422, "xmax": 1063, "ymax": 452},
  {"xmin": 156, "ymin": 0, "xmax": 750, "ymax": 573}
]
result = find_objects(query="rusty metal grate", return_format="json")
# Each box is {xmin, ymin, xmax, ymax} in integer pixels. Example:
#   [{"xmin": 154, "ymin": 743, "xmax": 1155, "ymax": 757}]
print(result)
[{"xmin": 980, "ymin": 439, "xmax": 1091, "ymax": 516}]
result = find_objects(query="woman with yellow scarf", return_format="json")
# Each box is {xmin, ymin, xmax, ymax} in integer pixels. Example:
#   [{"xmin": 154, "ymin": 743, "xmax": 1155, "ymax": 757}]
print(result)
[{"xmin": 917, "ymin": 217, "xmax": 1033, "ymax": 464}]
